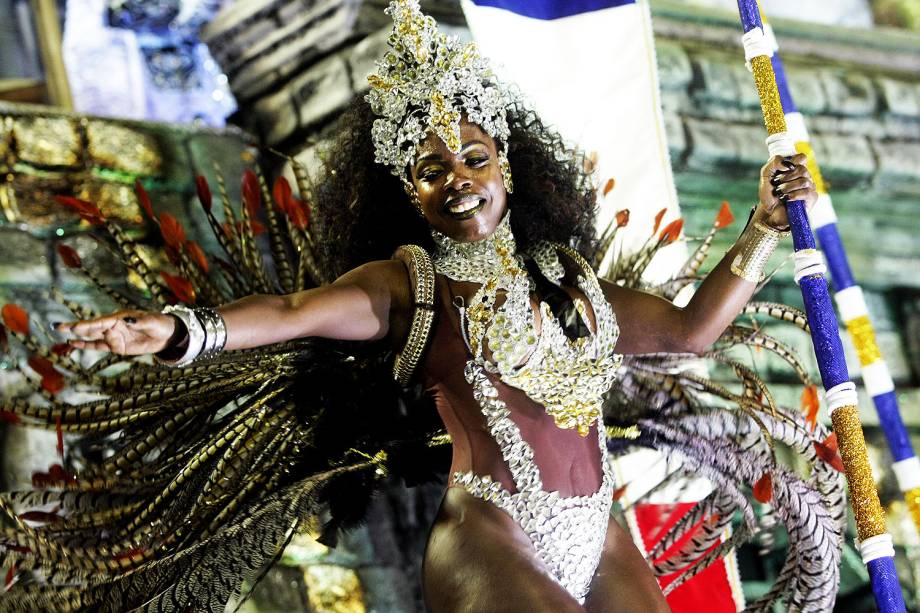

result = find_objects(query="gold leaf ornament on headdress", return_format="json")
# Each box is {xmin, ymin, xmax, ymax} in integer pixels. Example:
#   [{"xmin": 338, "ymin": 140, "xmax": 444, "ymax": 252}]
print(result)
[{"xmin": 366, "ymin": 0, "xmax": 511, "ymax": 177}]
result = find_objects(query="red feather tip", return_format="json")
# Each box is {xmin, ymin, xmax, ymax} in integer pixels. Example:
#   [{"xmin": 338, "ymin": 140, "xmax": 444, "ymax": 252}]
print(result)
[
  {"xmin": 652, "ymin": 208, "xmax": 667, "ymax": 234},
  {"xmin": 54, "ymin": 196, "xmax": 104, "ymax": 225},
  {"xmin": 715, "ymin": 201, "xmax": 735, "ymax": 229},
  {"xmin": 158, "ymin": 212, "xmax": 187, "ymax": 251},
  {"xmin": 612, "ymin": 484, "xmax": 627, "ymax": 502},
  {"xmin": 602, "ymin": 177, "xmax": 615, "ymax": 197},
  {"xmin": 32, "ymin": 463, "xmax": 76, "ymax": 488},
  {"xmin": 1, "ymin": 304, "xmax": 29, "ymax": 335},
  {"xmin": 18, "ymin": 510, "xmax": 62, "ymax": 523},
  {"xmin": 272, "ymin": 176, "xmax": 293, "ymax": 214},
  {"xmin": 4, "ymin": 565, "xmax": 15, "ymax": 590},
  {"xmin": 195, "ymin": 175, "xmax": 212, "ymax": 212},
  {"xmin": 801, "ymin": 384, "xmax": 820, "ymax": 431},
  {"xmin": 56, "ymin": 244, "xmax": 83, "ymax": 269},
  {"xmin": 241, "ymin": 169, "xmax": 261, "ymax": 216},
  {"xmin": 114, "ymin": 547, "xmax": 147, "ymax": 561},
  {"xmin": 658, "ymin": 218, "xmax": 683, "ymax": 244},
  {"xmin": 28, "ymin": 356, "xmax": 64, "ymax": 395},
  {"xmin": 186, "ymin": 241, "xmax": 210, "ymax": 273},
  {"xmin": 615, "ymin": 209, "xmax": 629, "ymax": 229},
  {"xmin": 160, "ymin": 271, "xmax": 196, "ymax": 304},
  {"xmin": 0, "ymin": 410, "xmax": 21, "ymax": 425},
  {"xmin": 134, "ymin": 179, "xmax": 155, "ymax": 220},
  {"xmin": 56, "ymin": 415, "xmax": 64, "ymax": 457},
  {"xmin": 814, "ymin": 436, "xmax": 845, "ymax": 472},
  {"xmin": 51, "ymin": 343, "xmax": 74, "ymax": 357},
  {"xmin": 753, "ymin": 472, "xmax": 773, "ymax": 503},
  {"xmin": 237, "ymin": 219, "xmax": 266, "ymax": 236},
  {"xmin": 289, "ymin": 197, "xmax": 310, "ymax": 230}
]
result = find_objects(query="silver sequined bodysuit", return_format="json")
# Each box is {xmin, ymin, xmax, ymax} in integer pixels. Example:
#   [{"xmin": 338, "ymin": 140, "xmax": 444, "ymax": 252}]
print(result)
[{"xmin": 425, "ymin": 214, "xmax": 622, "ymax": 603}]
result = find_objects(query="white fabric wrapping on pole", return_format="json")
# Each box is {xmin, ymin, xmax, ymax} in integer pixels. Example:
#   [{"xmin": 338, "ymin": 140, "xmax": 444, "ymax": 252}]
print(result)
[{"xmin": 893, "ymin": 457, "xmax": 920, "ymax": 492}]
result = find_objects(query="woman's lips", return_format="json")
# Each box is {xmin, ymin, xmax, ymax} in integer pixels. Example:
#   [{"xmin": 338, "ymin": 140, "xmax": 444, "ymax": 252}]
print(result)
[{"xmin": 444, "ymin": 195, "xmax": 486, "ymax": 219}]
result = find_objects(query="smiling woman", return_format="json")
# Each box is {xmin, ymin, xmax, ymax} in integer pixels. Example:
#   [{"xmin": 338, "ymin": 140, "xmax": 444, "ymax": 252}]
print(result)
[
  {"xmin": 413, "ymin": 125, "xmax": 506, "ymax": 238},
  {"xmin": 0, "ymin": 1, "xmax": 843, "ymax": 612},
  {"xmin": 311, "ymin": 96, "xmax": 598, "ymax": 281}
]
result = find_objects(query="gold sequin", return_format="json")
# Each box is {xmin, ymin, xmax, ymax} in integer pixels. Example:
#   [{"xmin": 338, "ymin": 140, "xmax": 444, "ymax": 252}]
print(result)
[
  {"xmin": 831, "ymin": 405, "xmax": 887, "ymax": 540},
  {"xmin": 606, "ymin": 425, "xmax": 640, "ymax": 440},
  {"xmin": 795, "ymin": 141, "xmax": 828, "ymax": 195},
  {"xmin": 845, "ymin": 315, "xmax": 882, "ymax": 367},
  {"xmin": 905, "ymin": 486, "xmax": 920, "ymax": 533},
  {"xmin": 749, "ymin": 55, "xmax": 787, "ymax": 136}
]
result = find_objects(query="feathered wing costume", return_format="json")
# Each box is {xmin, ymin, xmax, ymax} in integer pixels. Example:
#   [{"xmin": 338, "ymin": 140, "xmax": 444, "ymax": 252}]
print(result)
[
  {"xmin": 0, "ymin": 169, "xmax": 844, "ymax": 612},
  {"xmin": 0, "ymin": 0, "xmax": 845, "ymax": 608}
]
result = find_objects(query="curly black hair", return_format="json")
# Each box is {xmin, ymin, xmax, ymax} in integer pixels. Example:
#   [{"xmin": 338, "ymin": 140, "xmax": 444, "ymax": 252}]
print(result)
[{"xmin": 312, "ymin": 95, "xmax": 599, "ymax": 279}]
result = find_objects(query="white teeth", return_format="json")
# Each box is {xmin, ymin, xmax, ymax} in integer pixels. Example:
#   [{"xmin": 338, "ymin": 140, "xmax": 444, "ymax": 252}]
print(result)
[{"xmin": 448, "ymin": 198, "xmax": 482, "ymax": 213}]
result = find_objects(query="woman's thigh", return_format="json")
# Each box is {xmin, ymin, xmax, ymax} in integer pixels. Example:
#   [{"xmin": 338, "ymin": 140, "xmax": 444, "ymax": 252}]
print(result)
[
  {"xmin": 423, "ymin": 488, "xmax": 585, "ymax": 613},
  {"xmin": 583, "ymin": 517, "xmax": 670, "ymax": 613}
]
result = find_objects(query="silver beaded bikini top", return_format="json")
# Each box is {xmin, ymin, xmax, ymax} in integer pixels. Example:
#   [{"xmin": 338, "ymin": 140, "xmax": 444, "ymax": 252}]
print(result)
[{"xmin": 431, "ymin": 214, "xmax": 622, "ymax": 436}]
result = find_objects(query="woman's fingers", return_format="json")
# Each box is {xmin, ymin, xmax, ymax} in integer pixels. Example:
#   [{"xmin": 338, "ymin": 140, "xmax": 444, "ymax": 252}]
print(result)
[
  {"xmin": 62, "ymin": 311, "xmax": 142, "ymax": 339},
  {"xmin": 68, "ymin": 338, "xmax": 116, "ymax": 352},
  {"xmin": 775, "ymin": 177, "xmax": 813, "ymax": 194},
  {"xmin": 69, "ymin": 317, "xmax": 121, "ymax": 340}
]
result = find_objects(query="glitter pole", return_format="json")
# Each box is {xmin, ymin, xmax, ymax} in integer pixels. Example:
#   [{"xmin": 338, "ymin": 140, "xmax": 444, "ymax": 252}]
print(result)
[
  {"xmin": 761, "ymin": 11, "xmax": 920, "ymax": 538},
  {"xmin": 735, "ymin": 2, "xmax": 906, "ymax": 610}
]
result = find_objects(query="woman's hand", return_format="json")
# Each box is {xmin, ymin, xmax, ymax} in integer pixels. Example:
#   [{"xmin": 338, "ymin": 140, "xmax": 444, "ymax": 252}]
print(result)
[
  {"xmin": 757, "ymin": 152, "xmax": 818, "ymax": 230},
  {"xmin": 55, "ymin": 310, "xmax": 178, "ymax": 355}
]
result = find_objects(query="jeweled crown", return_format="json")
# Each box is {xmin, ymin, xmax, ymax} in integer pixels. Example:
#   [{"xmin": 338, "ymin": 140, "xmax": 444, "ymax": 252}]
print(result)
[{"xmin": 366, "ymin": 0, "xmax": 511, "ymax": 178}]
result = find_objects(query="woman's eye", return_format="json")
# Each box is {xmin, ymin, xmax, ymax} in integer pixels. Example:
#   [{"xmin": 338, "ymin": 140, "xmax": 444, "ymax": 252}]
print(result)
[
  {"xmin": 420, "ymin": 169, "xmax": 442, "ymax": 181},
  {"xmin": 468, "ymin": 157, "xmax": 489, "ymax": 167}
]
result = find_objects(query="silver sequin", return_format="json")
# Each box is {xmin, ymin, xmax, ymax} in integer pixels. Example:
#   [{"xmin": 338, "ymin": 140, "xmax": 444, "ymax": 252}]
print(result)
[
  {"xmin": 456, "ymin": 364, "xmax": 614, "ymax": 603},
  {"xmin": 432, "ymin": 215, "xmax": 622, "ymax": 602}
]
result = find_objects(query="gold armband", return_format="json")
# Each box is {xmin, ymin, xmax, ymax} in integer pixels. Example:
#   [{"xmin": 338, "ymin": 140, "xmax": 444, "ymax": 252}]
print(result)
[
  {"xmin": 730, "ymin": 220, "xmax": 789, "ymax": 283},
  {"xmin": 392, "ymin": 244, "xmax": 436, "ymax": 385}
]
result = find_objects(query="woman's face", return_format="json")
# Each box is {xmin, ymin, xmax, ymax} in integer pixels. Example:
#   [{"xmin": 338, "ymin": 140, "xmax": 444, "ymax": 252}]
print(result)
[{"xmin": 410, "ymin": 121, "xmax": 507, "ymax": 242}]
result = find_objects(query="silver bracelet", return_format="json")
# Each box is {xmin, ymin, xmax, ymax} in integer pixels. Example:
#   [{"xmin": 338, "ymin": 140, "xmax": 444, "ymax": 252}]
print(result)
[
  {"xmin": 156, "ymin": 305, "xmax": 206, "ymax": 367},
  {"xmin": 195, "ymin": 307, "xmax": 228, "ymax": 360}
]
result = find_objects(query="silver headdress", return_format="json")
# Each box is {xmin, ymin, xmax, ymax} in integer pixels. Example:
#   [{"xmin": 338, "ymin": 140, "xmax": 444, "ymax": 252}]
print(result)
[{"xmin": 366, "ymin": 0, "xmax": 512, "ymax": 191}]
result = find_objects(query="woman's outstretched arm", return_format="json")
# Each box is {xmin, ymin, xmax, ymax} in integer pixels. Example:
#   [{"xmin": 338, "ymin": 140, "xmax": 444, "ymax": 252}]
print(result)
[
  {"xmin": 602, "ymin": 153, "xmax": 815, "ymax": 356},
  {"xmin": 57, "ymin": 259, "xmax": 412, "ymax": 355}
]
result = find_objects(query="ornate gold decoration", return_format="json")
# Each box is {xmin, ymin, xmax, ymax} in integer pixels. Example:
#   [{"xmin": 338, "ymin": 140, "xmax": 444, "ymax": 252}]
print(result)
[
  {"xmin": 366, "ymin": 0, "xmax": 511, "ymax": 177},
  {"xmin": 730, "ymin": 219, "xmax": 787, "ymax": 283},
  {"xmin": 86, "ymin": 121, "xmax": 162, "ymax": 175},
  {"xmin": 392, "ymin": 244, "xmax": 436, "ymax": 385},
  {"xmin": 13, "ymin": 116, "xmax": 81, "ymax": 167},
  {"xmin": 303, "ymin": 565, "xmax": 366, "ymax": 613},
  {"xmin": 432, "ymin": 215, "xmax": 621, "ymax": 436}
]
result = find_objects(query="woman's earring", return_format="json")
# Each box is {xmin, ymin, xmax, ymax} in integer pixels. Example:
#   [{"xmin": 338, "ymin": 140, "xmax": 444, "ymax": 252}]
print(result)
[
  {"xmin": 410, "ymin": 191, "xmax": 424, "ymax": 214},
  {"xmin": 402, "ymin": 180, "xmax": 425, "ymax": 217},
  {"xmin": 498, "ymin": 150, "xmax": 514, "ymax": 194}
]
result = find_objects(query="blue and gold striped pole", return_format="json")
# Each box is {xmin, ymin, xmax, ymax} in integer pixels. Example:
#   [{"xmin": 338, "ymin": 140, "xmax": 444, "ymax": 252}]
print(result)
[
  {"xmin": 734, "ymin": 2, "xmax": 905, "ymax": 609},
  {"xmin": 761, "ymin": 8, "xmax": 920, "ymax": 540}
]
